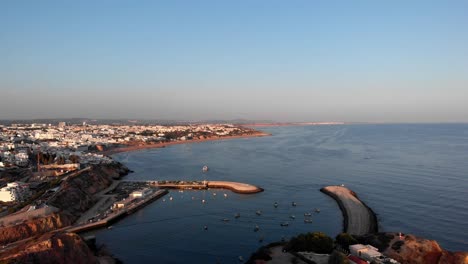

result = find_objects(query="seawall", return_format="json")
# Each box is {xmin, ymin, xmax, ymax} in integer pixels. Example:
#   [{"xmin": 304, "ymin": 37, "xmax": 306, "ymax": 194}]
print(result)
[
  {"xmin": 320, "ymin": 186, "xmax": 378, "ymax": 235},
  {"xmin": 150, "ymin": 180, "xmax": 263, "ymax": 194}
]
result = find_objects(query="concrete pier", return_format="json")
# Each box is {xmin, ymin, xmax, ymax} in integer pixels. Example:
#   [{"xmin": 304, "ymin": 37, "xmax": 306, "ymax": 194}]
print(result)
[
  {"xmin": 150, "ymin": 180, "xmax": 263, "ymax": 194},
  {"xmin": 67, "ymin": 189, "xmax": 168, "ymax": 233},
  {"xmin": 320, "ymin": 186, "xmax": 378, "ymax": 235}
]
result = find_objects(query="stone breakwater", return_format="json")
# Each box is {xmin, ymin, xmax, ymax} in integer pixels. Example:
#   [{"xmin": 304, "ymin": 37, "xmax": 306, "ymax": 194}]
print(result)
[
  {"xmin": 207, "ymin": 181, "xmax": 264, "ymax": 194},
  {"xmin": 151, "ymin": 180, "xmax": 264, "ymax": 194},
  {"xmin": 320, "ymin": 185, "xmax": 378, "ymax": 235}
]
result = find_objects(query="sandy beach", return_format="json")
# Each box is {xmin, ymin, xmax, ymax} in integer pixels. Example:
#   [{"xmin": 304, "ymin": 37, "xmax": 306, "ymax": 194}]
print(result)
[
  {"xmin": 320, "ymin": 186, "xmax": 378, "ymax": 235},
  {"xmin": 101, "ymin": 131, "xmax": 271, "ymax": 156}
]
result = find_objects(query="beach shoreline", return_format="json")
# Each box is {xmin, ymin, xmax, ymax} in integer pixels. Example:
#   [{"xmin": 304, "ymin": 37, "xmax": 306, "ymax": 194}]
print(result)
[{"xmin": 101, "ymin": 131, "xmax": 271, "ymax": 156}]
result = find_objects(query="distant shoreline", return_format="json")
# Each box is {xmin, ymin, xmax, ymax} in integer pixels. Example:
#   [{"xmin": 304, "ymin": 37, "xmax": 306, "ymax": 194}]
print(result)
[
  {"xmin": 243, "ymin": 122, "xmax": 345, "ymax": 127},
  {"xmin": 101, "ymin": 131, "xmax": 271, "ymax": 156}
]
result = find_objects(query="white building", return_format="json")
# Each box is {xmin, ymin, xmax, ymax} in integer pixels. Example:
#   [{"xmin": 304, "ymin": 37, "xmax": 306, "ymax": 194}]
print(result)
[
  {"xmin": 14, "ymin": 152, "xmax": 29, "ymax": 167},
  {"xmin": 130, "ymin": 188, "xmax": 152, "ymax": 198},
  {"xmin": 0, "ymin": 182, "xmax": 31, "ymax": 202},
  {"xmin": 349, "ymin": 244, "xmax": 382, "ymax": 262}
]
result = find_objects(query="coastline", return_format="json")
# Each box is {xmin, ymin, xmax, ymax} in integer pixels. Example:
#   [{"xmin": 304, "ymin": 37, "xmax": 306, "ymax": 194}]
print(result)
[
  {"xmin": 101, "ymin": 131, "xmax": 271, "ymax": 156},
  {"xmin": 320, "ymin": 186, "xmax": 378, "ymax": 235}
]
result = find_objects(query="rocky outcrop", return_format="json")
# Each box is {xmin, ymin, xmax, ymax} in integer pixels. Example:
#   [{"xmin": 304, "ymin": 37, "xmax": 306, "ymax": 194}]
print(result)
[
  {"xmin": 358, "ymin": 232, "xmax": 468, "ymax": 264},
  {"xmin": 0, "ymin": 212, "xmax": 73, "ymax": 245},
  {"xmin": 0, "ymin": 232, "xmax": 99, "ymax": 264}
]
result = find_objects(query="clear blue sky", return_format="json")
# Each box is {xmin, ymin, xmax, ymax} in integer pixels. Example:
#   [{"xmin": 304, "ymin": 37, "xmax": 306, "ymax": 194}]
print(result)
[{"xmin": 1, "ymin": 0, "xmax": 467, "ymax": 122}]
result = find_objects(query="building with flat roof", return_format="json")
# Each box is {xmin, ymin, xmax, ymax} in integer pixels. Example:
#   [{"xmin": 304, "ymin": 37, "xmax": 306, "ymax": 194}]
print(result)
[
  {"xmin": 0, "ymin": 181, "xmax": 30, "ymax": 202},
  {"xmin": 350, "ymin": 244, "xmax": 382, "ymax": 262},
  {"xmin": 130, "ymin": 188, "xmax": 152, "ymax": 199}
]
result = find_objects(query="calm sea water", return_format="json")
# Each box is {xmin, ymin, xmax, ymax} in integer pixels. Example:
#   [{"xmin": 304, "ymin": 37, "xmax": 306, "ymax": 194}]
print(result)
[{"xmin": 87, "ymin": 124, "xmax": 468, "ymax": 263}]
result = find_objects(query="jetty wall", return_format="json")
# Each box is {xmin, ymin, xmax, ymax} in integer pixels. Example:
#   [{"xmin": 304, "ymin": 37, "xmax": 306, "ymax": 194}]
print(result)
[{"xmin": 320, "ymin": 186, "xmax": 378, "ymax": 235}]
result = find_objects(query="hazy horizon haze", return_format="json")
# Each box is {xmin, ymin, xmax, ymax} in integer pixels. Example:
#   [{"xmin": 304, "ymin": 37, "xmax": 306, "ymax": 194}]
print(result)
[{"xmin": 1, "ymin": 1, "xmax": 468, "ymax": 122}]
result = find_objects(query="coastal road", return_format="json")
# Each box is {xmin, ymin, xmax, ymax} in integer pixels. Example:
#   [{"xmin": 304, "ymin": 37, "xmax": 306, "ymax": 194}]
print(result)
[{"xmin": 321, "ymin": 186, "xmax": 377, "ymax": 236}]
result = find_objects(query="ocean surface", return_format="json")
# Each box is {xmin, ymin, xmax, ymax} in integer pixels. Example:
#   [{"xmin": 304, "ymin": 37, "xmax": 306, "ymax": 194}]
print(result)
[{"xmin": 87, "ymin": 124, "xmax": 468, "ymax": 263}]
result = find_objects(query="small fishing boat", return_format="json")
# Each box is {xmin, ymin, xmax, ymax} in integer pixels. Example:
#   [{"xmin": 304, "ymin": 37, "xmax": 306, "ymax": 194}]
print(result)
[
  {"xmin": 204, "ymin": 225, "xmax": 208, "ymax": 230},
  {"xmin": 292, "ymin": 202, "xmax": 297, "ymax": 207},
  {"xmin": 254, "ymin": 225, "xmax": 260, "ymax": 232},
  {"xmin": 256, "ymin": 210, "xmax": 262, "ymax": 216},
  {"xmin": 235, "ymin": 213, "xmax": 240, "ymax": 219},
  {"xmin": 221, "ymin": 218, "xmax": 230, "ymax": 222},
  {"xmin": 224, "ymin": 193, "xmax": 228, "ymax": 198},
  {"xmin": 280, "ymin": 222, "xmax": 289, "ymax": 227},
  {"xmin": 304, "ymin": 213, "xmax": 312, "ymax": 217},
  {"xmin": 289, "ymin": 215, "xmax": 296, "ymax": 219},
  {"xmin": 107, "ymin": 226, "xmax": 113, "ymax": 229},
  {"xmin": 202, "ymin": 165, "xmax": 209, "ymax": 172},
  {"xmin": 238, "ymin": 256, "xmax": 244, "ymax": 262},
  {"xmin": 304, "ymin": 219, "xmax": 312, "ymax": 223},
  {"xmin": 274, "ymin": 202, "xmax": 278, "ymax": 208},
  {"xmin": 315, "ymin": 208, "xmax": 320, "ymax": 213}
]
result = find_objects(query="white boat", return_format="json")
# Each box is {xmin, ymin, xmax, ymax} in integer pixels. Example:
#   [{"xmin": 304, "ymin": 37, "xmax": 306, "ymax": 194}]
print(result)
[
  {"xmin": 254, "ymin": 225, "xmax": 259, "ymax": 232},
  {"xmin": 221, "ymin": 218, "xmax": 230, "ymax": 222},
  {"xmin": 292, "ymin": 202, "xmax": 297, "ymax": 207},
  {"xmin": 304, "ymin": 219, "xmax": 313, "ymax": 223},
  {"xmin": 255, "ymin": 210, "xmax": 262, "ymax": 216},
  {"xmin": 274, "ymin": 202, "xmax": 278, "ymax": 208},
  {"xmin": 202, "ymin": 165, "xmax": 209, "ymax": 172},
  {"xmin": 290, "ymin": 215, "xmax": 296, "ymax": 219},
  {"xmin": 304, "ymin": 213, "xmax": 312, "ymax": 217},
  {"xmin": 315, "ymin": 208, "xmax": 320, "ymax": 213}
]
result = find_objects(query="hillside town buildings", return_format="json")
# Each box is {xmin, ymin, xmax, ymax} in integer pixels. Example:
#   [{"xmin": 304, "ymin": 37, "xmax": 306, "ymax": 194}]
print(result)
[{"xmin": 0, "ymin": 122, "xmax": 255, "ymax": 205}]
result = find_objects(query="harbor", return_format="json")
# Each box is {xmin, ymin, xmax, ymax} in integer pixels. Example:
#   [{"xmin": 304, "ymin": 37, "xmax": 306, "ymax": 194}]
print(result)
[{"xmin": 66, "ymin": 179, "xmax": 263, "ymax": 233}]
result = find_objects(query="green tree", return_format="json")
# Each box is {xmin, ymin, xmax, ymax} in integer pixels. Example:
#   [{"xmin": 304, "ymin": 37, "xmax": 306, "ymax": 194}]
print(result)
[
  {"xmin": 335, "ymin": 233, "xmax": 358, "ymax": 249},
  {"xmin": 286, "ymin": 232, "xmax": 334, "ymax": 254},
  {"xmin": 69, "ymin": 155, "xmax": 80, "ymax": 163},
  {"xmin": 328, "ymin": 250, "xmax": 350, "ymax": 264}
]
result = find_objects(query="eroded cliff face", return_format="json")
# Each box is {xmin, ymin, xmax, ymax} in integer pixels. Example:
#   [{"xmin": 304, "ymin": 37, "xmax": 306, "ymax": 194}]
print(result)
[
  {"xmin": 0, "ymin": 212, "xmax": 73, "ymax": 245},
  {"xmin": 375, "ymin": 233, "xmax": 468, "ymax": 264},
  {"xmin": 0, "ymin": 162, "xmax": 129, "ymax": 246},
  {"xmin": 48, "ymin": 163, "xmax": 129, "ymax": 218},
  {"xmin": 0, "ymin": 232, "xmax": 98, "ymax": 264}
]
